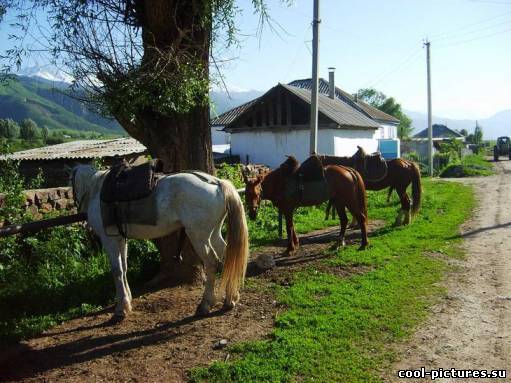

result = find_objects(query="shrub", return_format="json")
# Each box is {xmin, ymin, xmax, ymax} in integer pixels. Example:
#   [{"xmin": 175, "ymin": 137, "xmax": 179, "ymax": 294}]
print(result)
[
  {"xmin": 216, "ymin": 163, "xmax": 245, "ymax": 189},
  {"xmin": 439, "ymin": 154, "xmax": 493, "ymax": 178}
]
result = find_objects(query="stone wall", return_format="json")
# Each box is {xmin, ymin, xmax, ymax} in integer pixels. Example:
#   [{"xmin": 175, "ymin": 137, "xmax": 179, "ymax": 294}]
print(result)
[{"xmin": 0, "ymin": 187, "xmax": 75, "ymax": 222}]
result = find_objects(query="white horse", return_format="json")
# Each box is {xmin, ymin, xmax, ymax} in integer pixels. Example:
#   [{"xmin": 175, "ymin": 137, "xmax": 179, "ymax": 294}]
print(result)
[{"xmin": 71, "ymin": 165, "xmax": 249, "ymax": 320}]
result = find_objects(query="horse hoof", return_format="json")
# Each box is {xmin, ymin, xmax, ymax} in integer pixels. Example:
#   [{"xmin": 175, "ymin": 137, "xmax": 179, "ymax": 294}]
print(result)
[
  {"xmin": 358, "ymin": 243, "xmax": 369, "ymax": 251},
  {"xmin": 109, "ymin": 313, "xmax": 126, "ymax": 324},
  {"xmin": 195, "ymin": 304, "xmax": 211, "ymax": 317},
  {"xmin": 222, "ymin": 300, "xmax": 235, "ymax": 312}
]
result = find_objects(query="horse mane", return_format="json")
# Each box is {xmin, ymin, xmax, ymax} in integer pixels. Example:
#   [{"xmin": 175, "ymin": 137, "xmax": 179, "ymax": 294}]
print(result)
[{"xmin": 279, "ymin": 155, "xmax": 300, "ymax": 177}]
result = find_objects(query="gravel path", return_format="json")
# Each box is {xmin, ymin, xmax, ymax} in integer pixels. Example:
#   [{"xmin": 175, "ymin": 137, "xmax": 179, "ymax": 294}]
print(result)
[{"xmin": 388, "ymin": 160, "xmax": 511, "ymax": 382}]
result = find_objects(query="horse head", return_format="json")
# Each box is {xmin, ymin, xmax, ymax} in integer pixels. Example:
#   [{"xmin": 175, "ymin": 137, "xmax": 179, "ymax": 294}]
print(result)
[
  {"xmin": 70, "ymin": 164, "xmax": 97, "ymax": 212},
  {"xmin": 244, "ymin": 175, "xmax": 264, "ymax": 221}
]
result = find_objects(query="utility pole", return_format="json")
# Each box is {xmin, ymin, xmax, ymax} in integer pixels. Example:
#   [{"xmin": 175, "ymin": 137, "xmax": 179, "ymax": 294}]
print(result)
[
  {"xmin": 425, "ymin": 40, "xmax": 433, "ymax": 176},
  {"xmin": 310, "ymin": 0, "xmax": 320, "ymax": 155}
]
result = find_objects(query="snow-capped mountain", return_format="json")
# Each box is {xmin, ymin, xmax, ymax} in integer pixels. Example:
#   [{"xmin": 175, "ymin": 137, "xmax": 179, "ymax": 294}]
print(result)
[{"xmin": 17, "ymin": 65, "xmax": 74, "ymax": 84}]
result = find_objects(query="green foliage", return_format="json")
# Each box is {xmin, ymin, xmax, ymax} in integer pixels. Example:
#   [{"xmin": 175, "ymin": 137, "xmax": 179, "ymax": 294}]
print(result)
[
  {"xmin": 474, "ymin": 123, "xmax": 483, "ymax": 145},
  {"xmin": 190, "ymin": 181, "xmax": 474, "ymax": 382},
  {"xmin": 356, "ymin": 88, "xmax": 412, "ymax": 139},
  {"xmin": 19, "ymin": 118, "xmax": 40, "ymax": 140},
  {"xmin": 216, "ymin": 163, "xmax": 245, "ymax": 189},
  {"xmin": 41, "ymin": 125, "xmax": 49, "ymax": 140},
  {"xmin": 0, "ymin": 142, "xmax": 27, "ymax": 225},
  {"xmin": 397, "ymin": 113, "xmax": 413, "ymax": 139},
  {"xmin": 0, "ymin": 119, "xmax": 20, "ymax": 139},
  {"xmin": 440, "ymin": 154, "xmax": 494, "ymax": 178},
  {"xmin": 438, "ymin": 139, "xmax": 464, "ymax": 158}
]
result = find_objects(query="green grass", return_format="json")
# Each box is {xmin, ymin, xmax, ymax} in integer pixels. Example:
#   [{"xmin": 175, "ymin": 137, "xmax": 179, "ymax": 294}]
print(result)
[
  {"xmin": 440, "ymin": 154, "xmax": 494, "ymax": 178},
  {"xmin": 247, "ymin": 202, "xmax": 338, "ymax": 248},
  {"xmin": 189, "ymin": 180, "xmax": 474, "ymax": 382}
]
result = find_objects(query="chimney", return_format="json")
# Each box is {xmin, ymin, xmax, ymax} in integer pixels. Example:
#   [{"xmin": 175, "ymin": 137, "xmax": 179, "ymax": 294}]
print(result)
[{"xmin": 328, "ymin": 67, "xmax": 336, "ymax": 100}]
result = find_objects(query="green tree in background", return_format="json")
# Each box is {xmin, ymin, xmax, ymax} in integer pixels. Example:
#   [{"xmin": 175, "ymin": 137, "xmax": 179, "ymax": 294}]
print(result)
[
  {"xmin": 459, "ymin": 129, "xmax": 468, "ymax": 137},
  {"xmin": 19, "ymin": 118, "xmax": 40, "ymax": 140},
  {"xmin": 0, "ymin": 119, "xmax": 20, "ymax": 139},
  {"xmin": 41, "ymin": 126, "xmax": 49, "ymax": 141},
  {"xmin": 356, "ymin": 88, "xmax": 413, "ymax": 139},
  {"xmin": 474, "ymin": 122, "xmax": 483, "ymax": 145}
]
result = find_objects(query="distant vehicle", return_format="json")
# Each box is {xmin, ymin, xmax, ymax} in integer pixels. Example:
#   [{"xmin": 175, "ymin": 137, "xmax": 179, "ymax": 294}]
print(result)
[{"xmin": 493, "ymin": 136, "xmax": 511, "ymax": 161}]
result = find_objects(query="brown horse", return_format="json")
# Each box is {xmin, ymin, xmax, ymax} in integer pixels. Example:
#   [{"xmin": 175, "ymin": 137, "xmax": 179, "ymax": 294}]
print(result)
[
  {"xmin": 244, "ymin": 156, "xmax": 369, "ymax": 253},
  {"xmin": 320, "ymin": 147, "xmax": 422, "ymax": 226}
]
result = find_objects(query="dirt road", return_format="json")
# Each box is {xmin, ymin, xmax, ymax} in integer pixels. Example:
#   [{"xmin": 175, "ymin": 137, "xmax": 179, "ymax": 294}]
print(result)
[{"xmin": 389, "ymin": 160, "xmax": 511, "ymax": 382}]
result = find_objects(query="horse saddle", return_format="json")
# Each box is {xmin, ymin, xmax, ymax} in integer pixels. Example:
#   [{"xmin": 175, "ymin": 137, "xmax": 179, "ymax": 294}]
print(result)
[
  {"xmin": 352, "ymin": 150, "xmax": 388, "ymax": 182},
  {"xmin": 100, "ymin": 159, "xmax": 162, "ymax": 203},
  {"xmin": 100, "ymin": 159, "xmax": 162, "ymax": 236},
  {"xmin": 285, "ymin": 155, "xmax": 330, "ymax": 203}
]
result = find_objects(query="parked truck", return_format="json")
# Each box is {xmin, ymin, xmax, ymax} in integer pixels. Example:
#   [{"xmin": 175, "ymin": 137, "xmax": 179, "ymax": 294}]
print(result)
[{"xmin": 493, "ymin": 136, "xmax": 511, "ymax": 161}]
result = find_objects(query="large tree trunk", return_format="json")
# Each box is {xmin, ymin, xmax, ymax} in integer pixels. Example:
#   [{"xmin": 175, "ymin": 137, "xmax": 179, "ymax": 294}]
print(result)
[{"xmin": 120, "ymin": 0, "xmax": 214, "ymax": 285}]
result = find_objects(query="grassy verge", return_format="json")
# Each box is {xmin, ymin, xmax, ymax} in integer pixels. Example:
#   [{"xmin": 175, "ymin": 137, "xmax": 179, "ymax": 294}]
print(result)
[
  {"xmin": 189, "ymin": 180, "xmax": 474, "ymax": 382},
  {"xmin": 440, "ymin": 154, "xmax": 494, "ymax": 178}
]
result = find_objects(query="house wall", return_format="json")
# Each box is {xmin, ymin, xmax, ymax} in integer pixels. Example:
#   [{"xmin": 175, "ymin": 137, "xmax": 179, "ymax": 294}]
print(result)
[
  {"xmin": 230, "ymin": 128, "xmax": 378, "ymax": 168},
  {"xmin": 377, "ymin": 123, "xmax": 398, "ymax": 139},
  {"xmin": 211, "ymin": 126, "xmax": 230, "ymax": 145}
]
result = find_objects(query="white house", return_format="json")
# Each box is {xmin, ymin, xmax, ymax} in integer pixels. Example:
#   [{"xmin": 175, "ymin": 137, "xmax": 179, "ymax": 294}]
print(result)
[{"xmin": 211, "ymin": 73, "xmax": 400, "ymax": 168}]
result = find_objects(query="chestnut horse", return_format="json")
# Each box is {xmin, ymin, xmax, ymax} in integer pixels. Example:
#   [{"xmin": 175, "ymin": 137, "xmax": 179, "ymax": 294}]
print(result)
[
  {"xmin": 244, "ymin": 156, "xmax": 369, "ymax": 253},
  {"xmin": 320, "ymin": 148, "xmax": 422, "ymax": 225}
]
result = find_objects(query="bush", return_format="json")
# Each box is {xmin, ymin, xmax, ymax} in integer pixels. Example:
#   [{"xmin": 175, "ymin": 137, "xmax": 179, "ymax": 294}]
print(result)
[
  {"xmin": 439, "ymin": 154, "xmax": 494, "ymax": 178},
  {"xmin": 216, "ymin": 163, "xmax": 245, "ymax": 189}
]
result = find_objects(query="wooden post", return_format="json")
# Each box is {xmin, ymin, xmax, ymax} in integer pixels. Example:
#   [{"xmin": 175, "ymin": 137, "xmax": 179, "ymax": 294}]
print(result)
[
  {"xmin": 278, "ymin": 209, "xmax": 283, "ymax": 239},
  {"xmin": 0, "ymin": 213, "xmax": 88, "ymax": 238}
]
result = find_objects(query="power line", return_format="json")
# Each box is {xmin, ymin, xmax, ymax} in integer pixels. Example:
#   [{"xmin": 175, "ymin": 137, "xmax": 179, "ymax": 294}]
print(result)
[
  {"xmin": 436, "ymin": 26, "xmax": 511, "ymax": 48},
  {"xmin": 362, "ymin": 47, "xmax": 423, "ymax": 89},
  {"xmin": 429, "ymin": 9, "xmax": 511, "ymax": 39},
  {"xmin": 431, "ymin": 17, "xmax": 511, "ymax": 43}
]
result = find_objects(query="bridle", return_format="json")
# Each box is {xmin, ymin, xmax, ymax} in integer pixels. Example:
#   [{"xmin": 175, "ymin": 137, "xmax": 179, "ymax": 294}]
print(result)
[
  {"xmin": 248, "ymin": 180, "xmax": 264, "ymax": 215},
  {"xmin": 71, "ymin": 168, "xmax": 87, "ymax": 212}
]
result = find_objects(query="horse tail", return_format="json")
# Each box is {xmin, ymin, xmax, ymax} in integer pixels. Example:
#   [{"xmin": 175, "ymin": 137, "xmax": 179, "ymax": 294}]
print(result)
[
  {"xmin": 411, "ymin": 161, "xmax": 422, "ymax": 217},
  {"xmin": 354, "ymin": 169, "xmax": 368, "ymax": 218},
  {"xmin": 219, "ymin": 180, "xmax": 249, "ymax": 303},
  {"xmin": 343, "ymin": 166, "xmax": 367, "ymax": 218}
]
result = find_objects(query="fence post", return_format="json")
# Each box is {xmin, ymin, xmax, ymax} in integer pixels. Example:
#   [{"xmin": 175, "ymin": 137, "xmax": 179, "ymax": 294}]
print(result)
[{"xmin": 278, "ymin": 209, "xmax": 283, "ymax": 239}]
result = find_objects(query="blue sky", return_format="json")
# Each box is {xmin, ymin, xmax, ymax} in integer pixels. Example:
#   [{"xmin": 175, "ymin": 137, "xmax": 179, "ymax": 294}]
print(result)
[
  {"xmin": 216, "ymin": 0, "xmax": 511, "ymax": 119},
  {"xmin": 1, "ymin": 0, "xmax": 510, "ymax": 120}
]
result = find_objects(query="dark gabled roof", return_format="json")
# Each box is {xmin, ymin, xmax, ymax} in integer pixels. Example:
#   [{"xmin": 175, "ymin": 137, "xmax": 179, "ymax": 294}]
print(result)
[
  {"xmin": 413, "ymin": 124, "xmax": 464, "ymax": 139},
  {"xmin": 288, "ymin": 78, "xmax": 400, "ymax": 124},
  {"xmin": 281, "ymin": 84, "xmax": 380, "ymax": 129},
  {"xmin": 211, "ymin": 99, "xmax": 258, "ymax": 126},
  {"xmin": 224, "ymin": 84, "xmax": 380, "ymax": 132}
]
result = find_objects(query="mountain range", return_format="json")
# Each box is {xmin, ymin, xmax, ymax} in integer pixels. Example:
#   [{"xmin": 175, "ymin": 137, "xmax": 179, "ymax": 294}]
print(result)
[
  {"xmin": 405, "ymin": 109, "xmax": 511, "ymax": 139},
  {"xmin": 1, "ymin": 69, "xmax": 509, "ymax": 140},
  {"xmin": 0, "ymin": 74, "xmax": 122, "ymax": 134}
]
